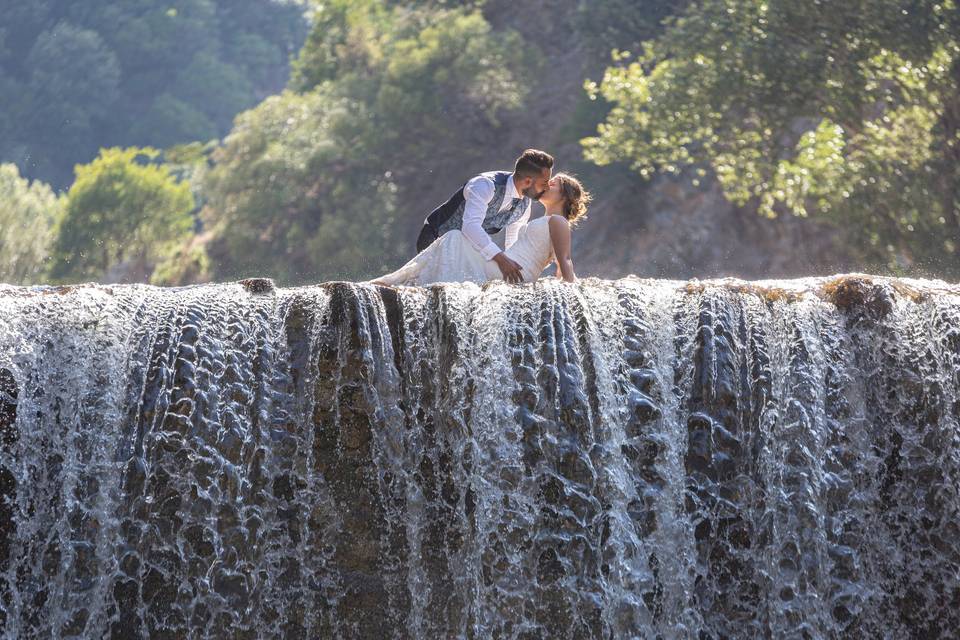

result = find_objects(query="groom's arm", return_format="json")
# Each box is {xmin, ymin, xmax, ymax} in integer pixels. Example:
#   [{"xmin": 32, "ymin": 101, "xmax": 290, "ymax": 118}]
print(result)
[{"xmin": 461, "ymin": 176, "xmax": 502, "ymax": 261}]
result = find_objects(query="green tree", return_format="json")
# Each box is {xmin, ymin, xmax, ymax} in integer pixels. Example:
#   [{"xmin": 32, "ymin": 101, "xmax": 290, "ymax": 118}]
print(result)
[
  {"xmin": 374, "ymin": 9, "xmax": 529, "ymax": 157},
  {"xmin": 290, "ymin": 0, "xmax": 530, "ymax": 159},
  {"xmin": 0, "ymin": 164, "xmax": 61, "ymax": 284},
  {"xmin": 290, "ymin": 0, "xmax": 391, "ymax": 91},
  {"xmin": 21, "ymin": 21, "xmax": 121, "ymax": 186},
  {"xmin": 0, "ymin": 69, "xmax": 19, "ymax": 160},
  {"xmin": 574, "ymin": 0, "xmax": 690, "ymax": 53},
  {"xmin": 202, "ymin": 1, "xmax": 531, "ymax": 283},
  {"xmin": 200, "ymin": 89, "xmax": 402, "ymax": 282},
  {"xmin": 169, "ymin": 52, "xmax": 256, "ymax": 130},
  {"xmin": 216, "ymin": 0, "xmax": 310, "ymax": 94},
  {"xmin": 130, "ymin": 93, "xmax": 218, "ymax": 147},
  {"xmin": 583, "ymin": 0, "xmax": 960, "ymax": 275},
  {"xmin": 150, "ymin": 241, "xmax": 212, "ymax": 286},
  {"xmin": 0, "ymin": 0, "xmax": 309, "ymax": 189},
  {"xmin": 49, "ymin": 147, "xmax": 195, "ymax": 283}
]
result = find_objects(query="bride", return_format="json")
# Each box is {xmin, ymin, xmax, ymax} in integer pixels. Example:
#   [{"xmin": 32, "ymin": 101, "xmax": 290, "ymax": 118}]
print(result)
[{"xmin": 372, "ymin": 173, "xmax": 591, "ymax": 286}]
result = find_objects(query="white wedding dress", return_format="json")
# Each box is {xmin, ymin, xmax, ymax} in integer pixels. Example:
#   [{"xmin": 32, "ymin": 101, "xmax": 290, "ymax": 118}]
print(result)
[{"xmin": 374, "ymin": 215, "xmax": 556, "ymax": 286}]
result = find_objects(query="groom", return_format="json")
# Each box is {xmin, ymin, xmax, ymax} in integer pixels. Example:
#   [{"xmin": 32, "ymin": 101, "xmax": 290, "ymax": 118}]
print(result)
[{"xmin": 416, "ymin": 149, "xmax": 554, "ymax": 283}]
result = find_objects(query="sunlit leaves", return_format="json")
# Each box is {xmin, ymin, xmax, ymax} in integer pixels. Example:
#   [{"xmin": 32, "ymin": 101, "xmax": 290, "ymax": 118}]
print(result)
[
  {"xmin": 583, "ymin": 0, "xmax": 960, "ymax": 274},
  {"xmin": 49, "ymin": 147, "xmax": 195, "ymax": 283},
  {"xmin": 768, "ymin": 120, "xmax": 848, "ymax": 218},
  {"xmin": 0, "ymin": 164, "xmax": 62, "ymax": 284}
]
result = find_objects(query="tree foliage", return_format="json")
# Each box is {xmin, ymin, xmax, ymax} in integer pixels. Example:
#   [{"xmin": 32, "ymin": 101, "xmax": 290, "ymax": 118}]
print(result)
[
  {"xmin": 0, "ymin": 0, "xmax": 309, "ymax": 188},
  {"xmin": 574, "ymin": 0, "xmax": 690, "ymax": 53},
  {"xmin": 584, "ymin": 0, "xmax": 960, "ymax": 272},
  {"xmin": 200, "ymin": 89, "xmax": 401, "ymax": 282},
  {"xmin": 4, "ymin": 0, "xmax": 957, "ymax": 284},
  {"xmin": 584, "ymin": 0, "xmax": 960, "ymax": 274},
  {"xmin": 0, "ymin": 164, "xmax": 61, "ymax": 284},
  {"xmin": 202, "ymin": 0, "xmax": 531, "ymax": 282},
  {"xmin": 291, "ymin": 0, "xmax": 529, "ymax": 156},
  {"xmin": 49, "ymin": 147, "xmax": 195, "ymax": 283}
]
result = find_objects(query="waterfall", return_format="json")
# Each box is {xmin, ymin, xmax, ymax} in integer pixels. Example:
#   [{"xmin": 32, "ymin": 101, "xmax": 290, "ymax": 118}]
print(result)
[{"xmin": 0, "ymin": 275, "xmax": 958, "ymax": 639}]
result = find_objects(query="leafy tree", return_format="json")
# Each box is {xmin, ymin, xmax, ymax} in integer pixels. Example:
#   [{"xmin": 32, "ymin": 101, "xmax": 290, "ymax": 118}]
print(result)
[
  {"xmin": 21, "ymin": 21, "xmax": 121, "ymax": 185},
  {"xmin": 129, "ymin": 93, "xmax": 218, "ymax": 147},
  {"xmin": 584, "ymin": 0, "xmax": 960, "ymax": 275},
  {"xmin": 0, "ymin": 69, "xmax": 19, "ymax": 159},
  {"xmin": 0, "ymin": 164, "xmax": 61, "ymax": 284},
  {"xmin": 291, "ymin": 0, "xmax": 530, "ymax": 152},
  {"xmin": 574, "ymin": 0, "xmax": 690, "ymax": 53},
  {"xmin": 290, "ymin": 0, "xmax": 394, "ymax": 91},
  {"xmin": 49, "ymin": 147, "xmax": 195, "ymax": 283},
  {"xmin": 170, "ymin": 52, "xmax": 256, "ymax": 129},
  {"xmin": 0, "ymin": 0, "xmax": 309, "ymax": 189},
  {"xmin": 163, "ymin": 140, "xmax": 217, "ymax": 211},
  {"xmin": 200, "ymin": 89, "xmax": 402, "ymax": 282},
  {"xmin": 216, "ymin": 0, "xmax": 310, "ymax": 93},
  {"xmin": 202, "ymin": 1, "xmax": 531, "ymax": 283},
  {"xmin": 150, "ymin": 241, "xmax": 212, "ymax": 286}
]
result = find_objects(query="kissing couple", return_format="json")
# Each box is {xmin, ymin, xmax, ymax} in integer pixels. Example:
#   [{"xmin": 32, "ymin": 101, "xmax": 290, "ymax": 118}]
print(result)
[{"xmin": 371, "ymin": 149, "xmax": 591, "ymax": 287}]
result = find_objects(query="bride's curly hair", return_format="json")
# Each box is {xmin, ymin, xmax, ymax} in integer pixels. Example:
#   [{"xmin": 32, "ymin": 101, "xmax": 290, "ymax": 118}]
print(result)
[{"xmin": 555, "ymin": 172, "xmax": 592, "ymax": 227}]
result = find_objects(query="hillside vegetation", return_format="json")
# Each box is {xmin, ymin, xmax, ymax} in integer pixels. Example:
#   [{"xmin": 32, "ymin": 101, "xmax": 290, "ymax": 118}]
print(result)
[{"xmin": 1, "ymin": 0, "xmax": 956, "ymax": 285}]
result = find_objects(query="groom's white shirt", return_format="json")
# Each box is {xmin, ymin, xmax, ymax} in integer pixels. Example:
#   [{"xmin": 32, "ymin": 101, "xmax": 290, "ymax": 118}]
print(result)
[{"xmin": 461, "ymin": 173, "xmax": 532, "ymax": 261}]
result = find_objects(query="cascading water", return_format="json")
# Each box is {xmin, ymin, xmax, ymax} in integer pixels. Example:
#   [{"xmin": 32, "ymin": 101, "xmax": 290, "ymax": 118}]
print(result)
[{"xmin": 0, "ymin": 275, "xmax": 958, "ymax": 639}]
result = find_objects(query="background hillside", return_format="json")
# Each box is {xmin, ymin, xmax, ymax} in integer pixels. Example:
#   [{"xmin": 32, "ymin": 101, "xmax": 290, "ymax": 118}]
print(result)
[{"xmin": 1, "ymin": 0, "xmax": 955, "ymax": 286}]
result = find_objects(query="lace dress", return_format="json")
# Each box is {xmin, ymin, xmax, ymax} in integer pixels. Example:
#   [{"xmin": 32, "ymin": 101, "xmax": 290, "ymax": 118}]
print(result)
[{"xmin": 373, "ymin": 215, "xmax": 556, "ymax": 286}]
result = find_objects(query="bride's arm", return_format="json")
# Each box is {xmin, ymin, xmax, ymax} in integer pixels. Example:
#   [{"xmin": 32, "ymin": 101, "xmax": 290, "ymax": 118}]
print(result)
[{"xmin": 548, "ymin": 215, "xmax": 577, "ymax": 283}]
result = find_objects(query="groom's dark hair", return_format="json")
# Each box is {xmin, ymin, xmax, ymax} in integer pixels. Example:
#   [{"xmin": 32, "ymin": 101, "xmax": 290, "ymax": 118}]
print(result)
[{"xmin": 514, "ymin": 149, "xmax": 554, "ymax": 179}]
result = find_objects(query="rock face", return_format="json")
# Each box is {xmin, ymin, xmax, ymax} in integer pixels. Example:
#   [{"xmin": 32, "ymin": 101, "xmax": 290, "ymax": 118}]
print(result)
[
  {"xmin": 0, "ymin": 275, "xmax": 959, "ymax": 639},
  {"xmin": 573, "ymin": 175, "xmax": 854, "ymax": 280}
]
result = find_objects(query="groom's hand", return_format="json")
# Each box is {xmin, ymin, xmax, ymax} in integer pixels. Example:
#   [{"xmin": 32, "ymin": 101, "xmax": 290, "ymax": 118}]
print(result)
[{"xmin": 493, "ymin": 253, "xmax": 524, "ymax": 284}]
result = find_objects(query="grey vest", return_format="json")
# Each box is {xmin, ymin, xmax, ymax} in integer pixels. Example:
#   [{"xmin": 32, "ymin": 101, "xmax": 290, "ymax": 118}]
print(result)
[{"xmin": 425, "ymin": 171, "xmax": 529, "ymax": 237}]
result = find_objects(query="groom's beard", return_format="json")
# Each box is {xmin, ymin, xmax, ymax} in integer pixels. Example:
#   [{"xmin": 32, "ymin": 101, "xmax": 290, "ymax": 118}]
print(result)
[{"xmin": 524, "ymin": 187, "xmax": 546, "ymax": 200}]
